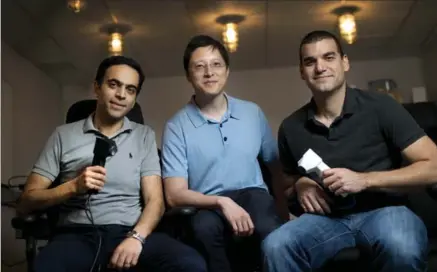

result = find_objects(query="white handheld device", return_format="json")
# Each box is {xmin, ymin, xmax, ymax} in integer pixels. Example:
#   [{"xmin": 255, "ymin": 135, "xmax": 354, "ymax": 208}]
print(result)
[{"xmin": 298, "ymin": 149, "xmax": 347, "ymax": 197}]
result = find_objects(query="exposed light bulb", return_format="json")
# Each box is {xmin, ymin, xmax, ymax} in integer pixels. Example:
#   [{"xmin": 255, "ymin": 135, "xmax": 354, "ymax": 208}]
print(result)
[
  {"xmin": 222, "ymin": 23, "xmax": 238, "ymax": 53},
  {"xmin": 338, "ymin": 13, "xmax": 357, "ymax": 44},
  {"xmin": 109, "ymin": 32, "xmax": 123, "ymax": 56},
  {"xmin": 67, "ymin": 0, "xmax": 85, "ymax": 13}
]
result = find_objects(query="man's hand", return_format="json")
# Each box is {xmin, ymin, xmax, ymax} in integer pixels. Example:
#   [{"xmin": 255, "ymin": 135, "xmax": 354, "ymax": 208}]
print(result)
[
  {"xmin": 109, "ymin": 238, "xmax": 143, "ymax": 270},
  {"xmin": 322, "ymin": 168, "xmax": 369, "ymax": 196},
  {"xmin": 295, "ymin": 178, "xmax": 332, "ymax": 215},
  {"xmin": 217, "ymin": 197, "xmax": 254, "ymax": 237},
  {"xmin": 73, "ymin": 166, "xmax": 106, "ymax": 194}
]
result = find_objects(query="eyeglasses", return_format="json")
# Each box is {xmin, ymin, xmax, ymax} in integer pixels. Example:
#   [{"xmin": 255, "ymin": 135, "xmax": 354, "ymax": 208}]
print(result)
[{"xmin": 190, "ymin": 62, "xmax": 226, "ymax": 74}]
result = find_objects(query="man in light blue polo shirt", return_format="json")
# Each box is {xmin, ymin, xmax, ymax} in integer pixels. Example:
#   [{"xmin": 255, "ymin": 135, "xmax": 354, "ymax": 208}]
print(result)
[{"xmin": 161, "ymin": 35, "xmax": 288, "ymax": 272}]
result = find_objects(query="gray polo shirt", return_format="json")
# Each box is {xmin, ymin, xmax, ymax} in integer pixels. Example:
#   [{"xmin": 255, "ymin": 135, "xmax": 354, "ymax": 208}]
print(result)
[{"xmin": 32, "ymin": 115, "xmax": 161, "ymax": 227}]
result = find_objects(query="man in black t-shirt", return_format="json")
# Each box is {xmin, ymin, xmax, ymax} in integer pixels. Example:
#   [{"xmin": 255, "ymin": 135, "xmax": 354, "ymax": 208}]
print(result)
[{"xmin": 262, "ymin": 30, "xmax": 437, "ymax": 272}]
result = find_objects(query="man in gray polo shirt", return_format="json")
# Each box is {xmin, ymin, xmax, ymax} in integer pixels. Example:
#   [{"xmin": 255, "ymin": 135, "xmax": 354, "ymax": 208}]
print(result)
[{"xmin": 18, "ymin": 56, "xmax": 206, "ymax": 272}]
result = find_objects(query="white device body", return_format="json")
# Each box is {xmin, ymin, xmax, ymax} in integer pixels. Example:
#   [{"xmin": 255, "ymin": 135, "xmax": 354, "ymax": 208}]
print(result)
[
  {"xmin": 298, "ymin": 149, "xmax": 347, "ymax": 197},
  {"xmin": 298, "ymin": 149, "xmax": 328, "ymax": 177}
]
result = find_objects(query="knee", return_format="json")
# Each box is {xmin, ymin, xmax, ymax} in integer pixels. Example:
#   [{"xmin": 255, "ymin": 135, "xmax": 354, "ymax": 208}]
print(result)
[
  {"xmin": 191, "ymin": 211, "xmax": 224, "ymax": 240},
  {"xmin": 256, "ymin": 217, "xmax": 283, "ymax": 240},
  {"xmin": 177, "ymin": 253, "xmax": 207, "ymax": 272},
  {"xmin": 379, "ymin": 228, "xmax": 427, "ymax": 261},
  {"xmin": 377, "ymin": 207, "xmax": 428, "ymax": 261},
  {"xmin": 262, "ymin": 226, "xmax": 297, "ymax": 258},
  {"xmin": 181, "ymin": 258, "xmax": 207, "ymax": 272}
]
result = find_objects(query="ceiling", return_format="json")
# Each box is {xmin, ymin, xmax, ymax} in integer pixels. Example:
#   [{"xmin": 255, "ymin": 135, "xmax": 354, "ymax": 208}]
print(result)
[{"xmin": 2, "ymin": 0, "xmax": 437, "ymax": 86}]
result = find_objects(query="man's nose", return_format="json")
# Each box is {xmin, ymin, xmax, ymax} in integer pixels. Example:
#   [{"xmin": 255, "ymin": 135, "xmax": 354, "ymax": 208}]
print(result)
[
  {"xmin": 315, "ymin": 61, "xmax": 327, "ymax": 74},
  {"xmin": 115, "ymin": 88, "xmax": 126, "ymax": 99},
  {"xmin": 203, "ymin": 65, "xmax": 214, "ymax": 77}
]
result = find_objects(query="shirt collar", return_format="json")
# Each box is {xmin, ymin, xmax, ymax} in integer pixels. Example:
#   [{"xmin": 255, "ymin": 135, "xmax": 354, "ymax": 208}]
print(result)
[
  {"xmin": 307, "ymin": 86, "xmax": 359, "ymax": 122},
  {"xmin": 186, "ymin": 93, "xmax": 241, "ymax": 128},
  {"xmin": 83, "ymin": 113, "xmax": 133, "ymax": 135}
]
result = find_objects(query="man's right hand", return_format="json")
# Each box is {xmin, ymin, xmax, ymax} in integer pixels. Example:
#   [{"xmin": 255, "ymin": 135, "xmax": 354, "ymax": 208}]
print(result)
[
  {"xmin": 295, "ymin": 178, "xmax": 332, "ymax": 215},
  {"xmin": 217, "ymin": 196, "xmax": 254, "ymax": 237},
  {"xmin": 73, "ymin": 166, "xmax": 106, "ymax": 194}
]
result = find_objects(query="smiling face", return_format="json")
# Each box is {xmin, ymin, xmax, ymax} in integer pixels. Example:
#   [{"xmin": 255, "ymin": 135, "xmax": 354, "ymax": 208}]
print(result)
[
  {"xmin": 186, "ymin": 45, "xmax": 229, "ymax": 98},
  {"xmin": 300, "ymin": 38, "xmax": 350, "ymax": 94},
  {"xmin": 94, "ymin": 64, "xmax": 139, "ymax": 121}
]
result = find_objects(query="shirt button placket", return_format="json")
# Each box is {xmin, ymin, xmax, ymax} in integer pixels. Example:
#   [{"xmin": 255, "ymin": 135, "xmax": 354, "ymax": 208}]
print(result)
[{"xmin": 219, "ymin": 123, "xmax": 228, "ymax": 145}]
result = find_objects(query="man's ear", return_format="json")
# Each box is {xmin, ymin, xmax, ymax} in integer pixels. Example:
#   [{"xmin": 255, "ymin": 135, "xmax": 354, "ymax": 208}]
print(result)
[
  {"xmin": 342, "ymin": 54, "xmax": 350, "ymax": 72},
  {"xmin": 299, "ymin": 65, "xmax": 305, "ymax": 80},
  {"xmin": 185, "ymin": 72, "xmax": 192, "ymax": 83},
  {"xmin": 93, "ymin": 81, "xmax": 100, "ymax": 98}
]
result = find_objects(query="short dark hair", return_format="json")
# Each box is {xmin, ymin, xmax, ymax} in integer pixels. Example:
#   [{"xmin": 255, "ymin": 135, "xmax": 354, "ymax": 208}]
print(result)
[
  {"xmin": 299, "ymin": 30, "xmax": 345, "ymax": 65},
  {"xmin": 183, "ymin": 35, "xmax": 230, "ymax": 75},
  {"xmin": 94, "ymin": 56, "xmax": 145, "ymax": 94}
]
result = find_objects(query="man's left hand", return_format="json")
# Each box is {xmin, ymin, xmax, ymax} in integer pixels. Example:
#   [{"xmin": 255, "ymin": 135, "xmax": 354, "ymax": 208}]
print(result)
[
  {"xmin": 322, "ymin": 168, "xmax": 370, "ymax": 196},
  {"xmin": 109, "ymin": 237, "xmax": 143, "ymax": 270}
]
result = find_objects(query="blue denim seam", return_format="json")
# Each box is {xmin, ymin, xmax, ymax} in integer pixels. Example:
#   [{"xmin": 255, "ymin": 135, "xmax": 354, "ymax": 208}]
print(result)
[{"xmin": 307, "ymin": 231, "xmax": 355, "ymax": 253}]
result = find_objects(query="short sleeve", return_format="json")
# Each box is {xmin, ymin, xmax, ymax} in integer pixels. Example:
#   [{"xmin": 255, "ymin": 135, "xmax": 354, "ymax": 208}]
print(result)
[
  {"xmin": 258, "ymin": 106, "xmax": 278, "ymax": 163},
  {"xmin": 32, "ymin": 129, "xmax": 62, "ymax": 182},
  {"xmin": 140, "ymin": 128, "xmax": 161, "ymax": 177},
  {"xmin": 161, "ymin": 121, "xmax": 188, "ymax": 179},
  {"xmin": 377, "ymin": 95, "xmax": 425, "ymax": 151},
  {"xmin": 278, "ymin": 122, "xmax": 300, "ymax": 176}
]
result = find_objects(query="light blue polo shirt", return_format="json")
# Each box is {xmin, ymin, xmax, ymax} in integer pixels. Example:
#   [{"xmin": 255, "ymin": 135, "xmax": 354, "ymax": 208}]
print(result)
[{"xmin": 161, "ymin": 95, "xmax": 278, "ymax": 195}]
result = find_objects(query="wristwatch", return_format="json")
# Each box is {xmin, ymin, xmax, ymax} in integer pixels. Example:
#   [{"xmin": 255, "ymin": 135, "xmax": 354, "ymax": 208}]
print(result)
[{"xmin": 126, "ymin": 230, "xmax": 146, "ymax": 244}]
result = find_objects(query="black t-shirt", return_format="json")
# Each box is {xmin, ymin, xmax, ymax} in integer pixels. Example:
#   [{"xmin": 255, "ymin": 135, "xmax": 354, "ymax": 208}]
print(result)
[{"xmin": 279, "ymin": 87, "xmax": 426, "ymax": 214}]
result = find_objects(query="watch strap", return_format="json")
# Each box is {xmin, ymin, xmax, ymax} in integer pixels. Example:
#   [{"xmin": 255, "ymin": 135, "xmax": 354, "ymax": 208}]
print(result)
[{"xmin": 127, "ymin": 230, "xmax": 145, "ymax": 244}]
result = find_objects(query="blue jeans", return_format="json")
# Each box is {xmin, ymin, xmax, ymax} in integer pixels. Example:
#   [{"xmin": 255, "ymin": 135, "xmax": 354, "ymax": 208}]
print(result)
[{"xmin": 262, "ymin": 206, "xmax": 428, "ymax": 272}]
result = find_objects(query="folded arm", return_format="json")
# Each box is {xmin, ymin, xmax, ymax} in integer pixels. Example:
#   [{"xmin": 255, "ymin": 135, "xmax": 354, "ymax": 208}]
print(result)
[
  {"xmin": 18, "ymin": 128, "xmax": 72, "ymax": 214},
  {"xmin": 163, "ymin": 177, "xmax": 221, "ymax": 209},
  {"xmin": 161, "ymin": 120, "xmax": 223, "ymax": 209},
  {"xmin": 17, "ymin": 173, "xmax": 76, "ymax": 214},
  {"xmin": 164, "ymin": 177, "xmax": 255, "ymax": 236},
  {"xmin": 367, "ymin": 96, "xmax": 437, "ymax": 189},
  {"xmin": 18, "ymin": 165, "xmax": 108, "ymax": 214},
  {"xmin": 324, "ymin": 97, "xmax": 437, "ymax": 195},
  {"xmin": 367, "ymin": 136, "xmax": 437, "ymax": 189}
]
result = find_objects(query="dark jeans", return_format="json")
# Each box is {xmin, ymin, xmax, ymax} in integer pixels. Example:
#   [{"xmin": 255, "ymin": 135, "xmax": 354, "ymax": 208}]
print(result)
[
  {"xmin": 190, "ymin": 187, "xmax": 283, "ymax": 272},
  {"xmin": 33, "ymin": 224, "xmax": 207, "ymax": 272},
  {"xmin": 262, "ymin": 206, "xmax": 428, "ymax": 272}
]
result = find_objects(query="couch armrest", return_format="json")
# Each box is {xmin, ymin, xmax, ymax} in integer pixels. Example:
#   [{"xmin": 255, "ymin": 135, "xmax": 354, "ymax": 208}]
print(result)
[
  {"xmin": 426, "ymin": 184, "xmax": 437, "ymax": 200},
  {"xmin": 164, "ymin": 206, "xmax": 197, "ymax": 217}
]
